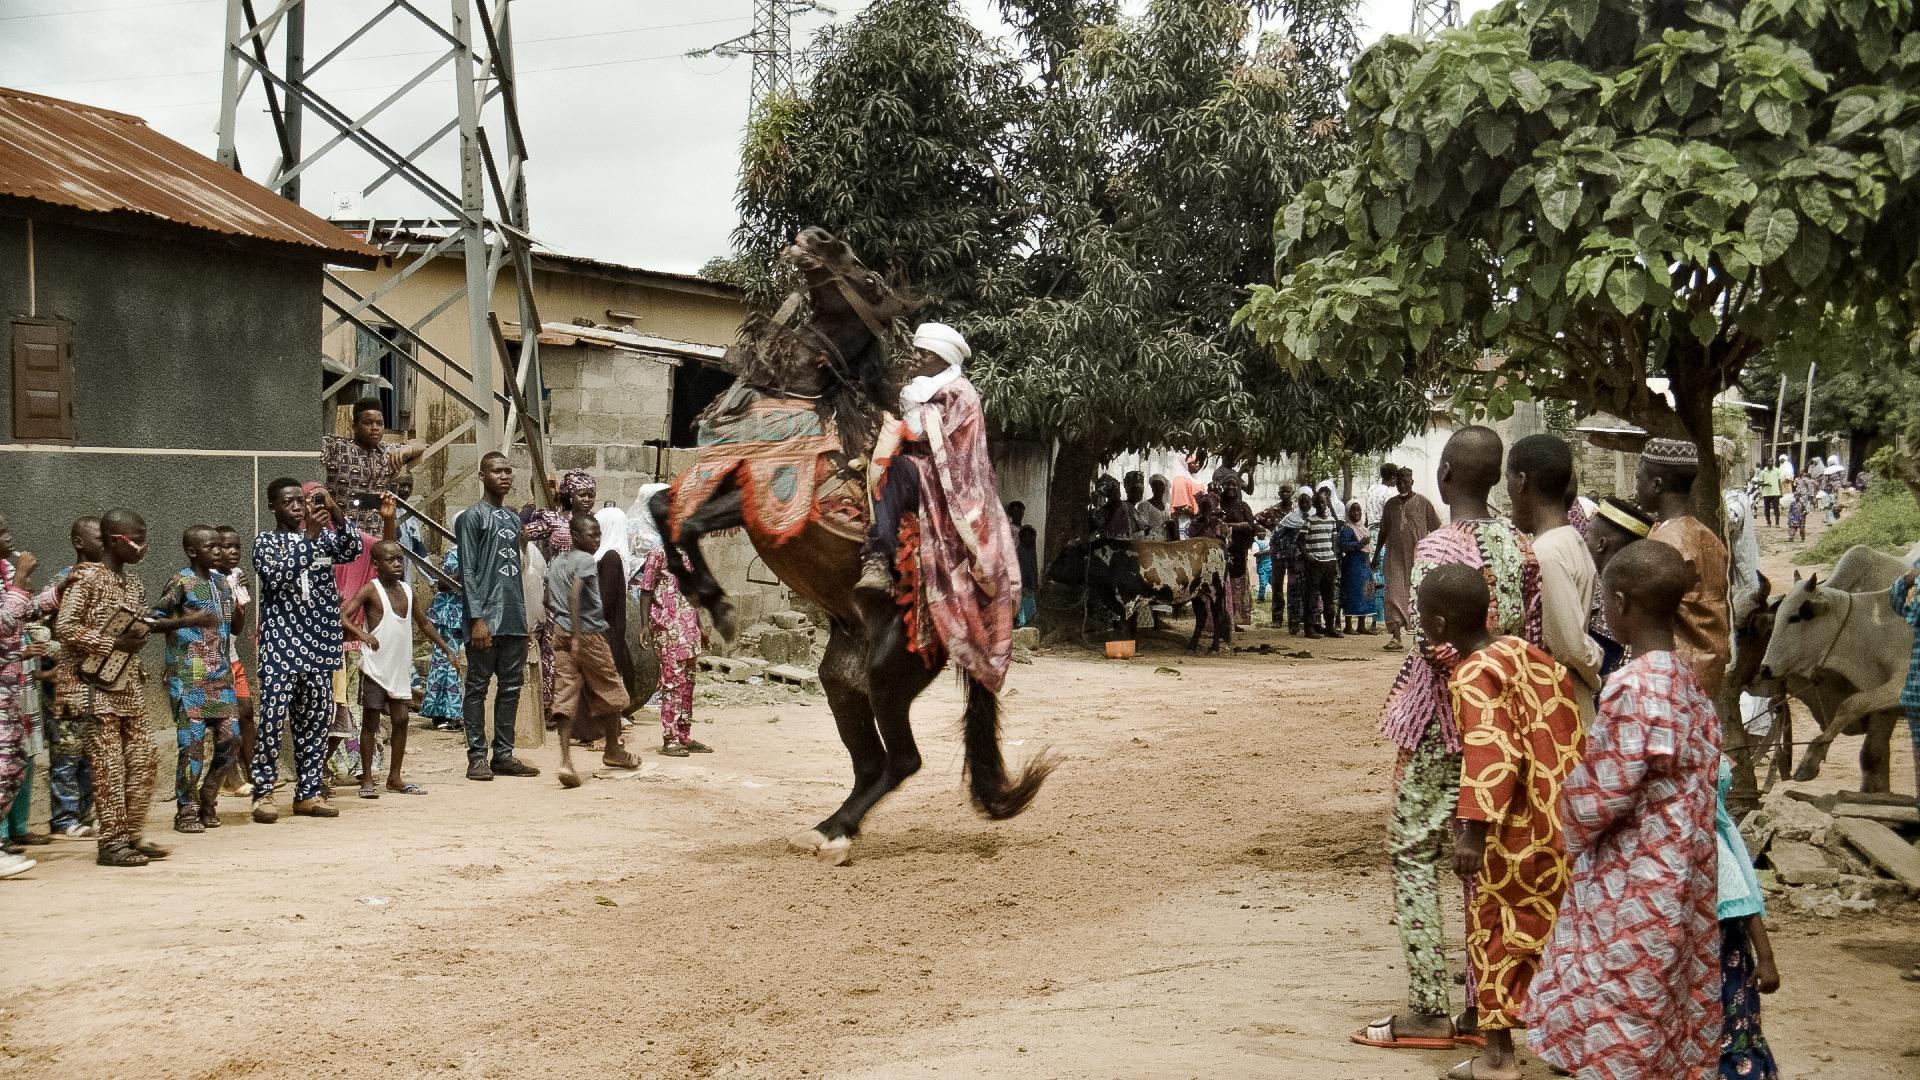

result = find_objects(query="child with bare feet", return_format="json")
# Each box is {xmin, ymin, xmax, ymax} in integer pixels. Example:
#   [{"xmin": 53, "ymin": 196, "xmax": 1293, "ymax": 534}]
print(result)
[
  {"xmin": 545, "ymin": 513, "xmax": 639, "ymax": 787},
  {"xmin": 1418, "ymin": 564, "xmax": 1583, "ymax": 1080},
  {"xmin": 343, "ymin": 540, "xmax": 459, "ymax": 798},
  {"xmin": 212, "ymin": 526, "xmax": 257, "ymax": 799}
]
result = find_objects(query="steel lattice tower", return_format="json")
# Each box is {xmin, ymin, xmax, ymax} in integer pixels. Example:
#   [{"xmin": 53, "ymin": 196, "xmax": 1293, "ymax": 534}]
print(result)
[
  {"xmin": 215, "ymin": 0, "xmax": 552, "ymax": 537},
  {"xmin": 1412, "ymin": 0, "xmax": 1461, "ymax": 35},
  {"xmin": 694, "ymin": 0, "xmax": 823, "ymax": 114}
]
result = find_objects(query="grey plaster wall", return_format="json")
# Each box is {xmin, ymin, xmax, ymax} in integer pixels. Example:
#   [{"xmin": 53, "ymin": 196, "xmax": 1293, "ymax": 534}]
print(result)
[{"xmin": 0, "ymin": 212, "xmax": 332, "ymax": 745}]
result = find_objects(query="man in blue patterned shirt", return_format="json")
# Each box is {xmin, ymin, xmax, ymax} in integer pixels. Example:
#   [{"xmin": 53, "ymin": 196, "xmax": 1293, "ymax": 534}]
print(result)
[
  {"xmin": 250, "ymin": 478, "xmax": 361, "ymax": 823},
  {"xmin": 455, "ymin": 452, "xmax": 540, "ymax": 781}
]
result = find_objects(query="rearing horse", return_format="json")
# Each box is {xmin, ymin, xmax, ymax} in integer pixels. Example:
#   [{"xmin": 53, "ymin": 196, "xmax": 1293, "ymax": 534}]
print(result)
[{"xmin": 650, "ymin": 228, "xmax": 1052, "ymax": 865}]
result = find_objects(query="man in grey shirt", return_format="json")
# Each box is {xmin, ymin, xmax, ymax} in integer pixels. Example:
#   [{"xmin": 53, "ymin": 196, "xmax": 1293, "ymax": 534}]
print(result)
[{"xmin": 455, "ymin": 451, "xmax": 540, "ymax": 780}]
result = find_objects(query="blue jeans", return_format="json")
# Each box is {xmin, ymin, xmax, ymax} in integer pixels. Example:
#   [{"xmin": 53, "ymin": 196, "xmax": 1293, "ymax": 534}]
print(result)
[{"xmin": 463, "ymin": 635, "xmax": 529, "ymax": 764}]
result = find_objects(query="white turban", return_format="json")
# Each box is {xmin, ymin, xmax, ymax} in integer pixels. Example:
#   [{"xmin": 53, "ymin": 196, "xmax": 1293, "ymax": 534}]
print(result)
[
  {"xmin": 912, "ymin": 322, "xmax": 970, "ymax": 369},
  {"xmin": 902, "ymin": 323, "xmax": 970, "ymax": 436}
]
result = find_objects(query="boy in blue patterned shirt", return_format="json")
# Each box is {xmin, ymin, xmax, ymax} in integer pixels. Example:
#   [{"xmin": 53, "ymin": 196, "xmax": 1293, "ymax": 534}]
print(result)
[{"xmin": 151, "ymin": 525, "xmax": 237, "ymax": 833}]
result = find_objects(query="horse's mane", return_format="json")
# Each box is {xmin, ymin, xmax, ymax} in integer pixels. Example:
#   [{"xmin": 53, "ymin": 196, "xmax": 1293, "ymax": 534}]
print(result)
[{"xmin": 724, "ymin": 238, "xmax": 918, "ymax": 457}]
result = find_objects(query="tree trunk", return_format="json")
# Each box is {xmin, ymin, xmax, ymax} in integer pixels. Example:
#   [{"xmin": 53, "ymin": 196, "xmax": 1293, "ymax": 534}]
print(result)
[
  {"xmin": 1674, "ymin": 380, "xmax": 1759, "ymax": 814},
  {"xmin": 1034, "ymin": 439, "xmax": 1100, "ymax": 645}
]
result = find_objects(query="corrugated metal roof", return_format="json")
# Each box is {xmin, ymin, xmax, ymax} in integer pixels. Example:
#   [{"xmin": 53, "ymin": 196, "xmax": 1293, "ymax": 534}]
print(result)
[{"xmin": 0, "ymin": 86, "xmax": 382, "ymax": 266}]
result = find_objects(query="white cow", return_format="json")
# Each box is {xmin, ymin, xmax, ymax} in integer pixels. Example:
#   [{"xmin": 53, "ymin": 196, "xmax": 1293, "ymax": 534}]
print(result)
[{"xmin": 1757, "ymin": 552, "xmax": 1911, "ymax": 792}]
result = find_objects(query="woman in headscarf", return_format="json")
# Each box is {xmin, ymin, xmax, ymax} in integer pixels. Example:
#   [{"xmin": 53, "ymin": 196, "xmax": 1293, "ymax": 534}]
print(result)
[
  {"xmin": 628, "ymin": 483, "xmax": 708, "ymax": 756},
  {"xmin": 1823, "ymin": 454, "xmax": 1845, "ymax": 523},
  {"xmin": 524, "ymin": 469, "xmax": 598, "ymax": 724}
]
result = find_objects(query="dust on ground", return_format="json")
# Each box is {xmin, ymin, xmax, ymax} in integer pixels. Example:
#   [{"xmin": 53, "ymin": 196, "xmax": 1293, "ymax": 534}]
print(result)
[{"xmin": 2, "ymin": 514, "xmax": 1916, "ymax": 1079}]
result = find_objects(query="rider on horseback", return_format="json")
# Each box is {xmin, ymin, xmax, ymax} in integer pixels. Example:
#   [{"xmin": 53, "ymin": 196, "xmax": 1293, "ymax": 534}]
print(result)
[{"xmin": 854, "ymin": 324, "xmax": 1019, "ymax": 686}]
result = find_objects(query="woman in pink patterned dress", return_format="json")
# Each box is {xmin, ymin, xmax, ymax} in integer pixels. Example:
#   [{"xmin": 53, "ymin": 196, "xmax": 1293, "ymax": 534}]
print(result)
[
  {"xmin": 1526, "ymin": 540, "xmax": 1722, "ymax": 1080},
  {"xmin": 629, "ymin": 484, "xmax": 707, "ymax": 758}
]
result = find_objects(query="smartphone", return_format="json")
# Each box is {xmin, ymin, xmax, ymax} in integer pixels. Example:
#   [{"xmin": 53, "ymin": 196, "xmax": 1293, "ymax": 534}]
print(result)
[{"xmin": 347, "ymin": 491, "xmax": 383, "ymax": 511}]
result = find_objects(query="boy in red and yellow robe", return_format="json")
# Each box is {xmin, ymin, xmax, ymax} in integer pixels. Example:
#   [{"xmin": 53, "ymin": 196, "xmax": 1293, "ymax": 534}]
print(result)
[{"xmin": 1418, "ymin": 563, "xmax": 1584, "ymax": 1080}]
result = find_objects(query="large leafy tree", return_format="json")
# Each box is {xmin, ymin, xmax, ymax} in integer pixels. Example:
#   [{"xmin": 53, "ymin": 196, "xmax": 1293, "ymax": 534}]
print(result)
[
  {"xmin": 724, "ymin": 0, "xmax": 1028, "ymax": 310},
  {"xmin": 1239, "ymin": 0, "xmax": 1920, "ymax": 527},
  {"xmin": 719, "ymin": 0, "xmax": 1429, "ymax": 616}
]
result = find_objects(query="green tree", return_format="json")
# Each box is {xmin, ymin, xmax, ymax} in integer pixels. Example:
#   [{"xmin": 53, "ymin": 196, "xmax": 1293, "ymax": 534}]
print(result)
[
  {"xmin": 1239, "ymin": 0, "xmax": 1920, "ymax": 529},
  {"xmin": 728, "ymin": 0, "xmax": 1027, "ymax": 311}
]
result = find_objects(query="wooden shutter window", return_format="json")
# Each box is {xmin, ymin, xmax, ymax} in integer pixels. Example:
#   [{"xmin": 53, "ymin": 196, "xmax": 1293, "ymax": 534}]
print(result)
[{"xmin": 11, "ymin": 318, "xmax": 75, "ymax": 443}]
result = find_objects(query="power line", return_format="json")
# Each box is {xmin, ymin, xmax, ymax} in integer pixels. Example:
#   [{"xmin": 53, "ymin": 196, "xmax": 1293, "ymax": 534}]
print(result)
[
  {"xmin": 0, "ymin": 0, "xmax": 215, "ymax": 22},
  {"xmin": 136, "ymin": 46, "xmax": 720, "ymax": 113},
  {"xmin": 8, "ymin": 13, "xmax": 752, "ymax": 92}
]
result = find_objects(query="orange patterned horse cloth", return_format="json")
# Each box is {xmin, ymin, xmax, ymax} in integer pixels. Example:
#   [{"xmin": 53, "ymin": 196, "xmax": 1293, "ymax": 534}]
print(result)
[{"xmin": 667, "ymin": 394, "xmax": 867, "ymax": 546}]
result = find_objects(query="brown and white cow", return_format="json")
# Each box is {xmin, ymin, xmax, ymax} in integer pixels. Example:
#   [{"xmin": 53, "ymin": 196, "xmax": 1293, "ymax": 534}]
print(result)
[{"xmin": 1049, "ymin": 537, "xmax": 1231, "ymax": 653}]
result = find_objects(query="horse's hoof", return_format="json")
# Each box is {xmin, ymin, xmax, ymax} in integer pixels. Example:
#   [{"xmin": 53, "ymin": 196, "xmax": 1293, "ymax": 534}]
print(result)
[
  {"xmin": 1792, "ymin": 759, "xmax": 1822, "ymax": 782},
  {"xmin": 815, "ymin": 836, "xmax": 853, "ymax": 866},
  {"xmin": 788, "ymin": 828, "xmax": 829, "ymax": 855},
  {"xmin": 713, "ymin": 601, "xmax": 739, "ymax": 643}
]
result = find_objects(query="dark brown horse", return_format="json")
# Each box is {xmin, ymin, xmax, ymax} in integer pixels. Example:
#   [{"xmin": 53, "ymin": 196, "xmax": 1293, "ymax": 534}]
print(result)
[{"xmin": 650, "ymin": 228, "xmax": 1051, "ymax": 864}]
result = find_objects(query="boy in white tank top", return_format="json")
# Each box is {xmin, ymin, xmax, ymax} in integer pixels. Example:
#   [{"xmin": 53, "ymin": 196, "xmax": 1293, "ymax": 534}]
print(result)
[{"xmin": 344, "ymin": 541, "xmax": 463, "ymax": 797}]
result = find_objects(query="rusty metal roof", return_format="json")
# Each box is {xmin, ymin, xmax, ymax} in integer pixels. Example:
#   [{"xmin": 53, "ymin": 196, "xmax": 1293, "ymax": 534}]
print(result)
[{"xmin": 0, "ymin": 86, "xmax": 382, "ymax": 266}]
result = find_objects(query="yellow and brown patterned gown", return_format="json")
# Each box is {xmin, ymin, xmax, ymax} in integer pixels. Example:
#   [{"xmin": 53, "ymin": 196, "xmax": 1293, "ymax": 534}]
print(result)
[{"xmin": 1450, "ymin": 636, "xmax": 1585, "ymax": 1029}]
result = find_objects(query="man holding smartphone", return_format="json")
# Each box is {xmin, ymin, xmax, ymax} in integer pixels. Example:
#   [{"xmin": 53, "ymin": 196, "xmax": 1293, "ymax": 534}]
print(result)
[{"xmin": 322, "ymin": 397, "xmax": 425, "ymax": 536}]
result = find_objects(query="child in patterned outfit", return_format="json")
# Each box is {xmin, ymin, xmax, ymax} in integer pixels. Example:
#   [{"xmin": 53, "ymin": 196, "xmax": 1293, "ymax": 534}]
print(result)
[
  {"xmin": 1419, "ymin": 564, "xmax": 1583, "ymax": 1080},
  {"xmin": 151, "ymin": 526, "xmax": 239, "ymax": 832},
  {"xmin": 214, "ymin": 526, "xmax": 256, "ymax": 797},
  {"xmin": 58, "ymin": 509, "xmax": 178, "ymax": 867}
]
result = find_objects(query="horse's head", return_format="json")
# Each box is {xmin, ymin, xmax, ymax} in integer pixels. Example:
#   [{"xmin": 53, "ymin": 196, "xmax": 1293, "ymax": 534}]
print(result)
[{"xmin": 782, "ymin": 226, "xmax": 917, "ymax": 360}]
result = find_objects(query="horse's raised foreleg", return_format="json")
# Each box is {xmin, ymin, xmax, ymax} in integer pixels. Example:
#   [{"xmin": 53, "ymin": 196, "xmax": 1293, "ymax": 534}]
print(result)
[{"xmin": 650, "ymin": 486, "xmax": 742, "ymax": 642}]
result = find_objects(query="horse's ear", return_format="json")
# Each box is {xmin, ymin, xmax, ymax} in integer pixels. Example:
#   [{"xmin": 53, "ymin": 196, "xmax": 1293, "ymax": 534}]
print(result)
[{"xmin": 1755, "ymin": 572, "xmax": 1771, "ymax": 600}]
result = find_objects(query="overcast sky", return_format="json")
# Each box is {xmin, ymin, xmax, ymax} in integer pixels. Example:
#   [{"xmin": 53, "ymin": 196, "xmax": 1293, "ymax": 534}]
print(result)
[{"xmin": 1, "ymin": 0, "xmax": 1491, "ymax": 274}]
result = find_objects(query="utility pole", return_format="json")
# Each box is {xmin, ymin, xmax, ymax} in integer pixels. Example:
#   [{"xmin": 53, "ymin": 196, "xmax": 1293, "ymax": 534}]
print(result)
[
  {"xmin": 1799, "ymin": 362, "xmax": 1817, "ymax": 473},
  {"xmin": 1411, "ymin": 0, "xmax": 1462, "ymax": 35},
  {"xmin": 691, "ymin": 0, "xmax": 828, "ymax": 115},
  {"xmin": 1769, "ymin": 375, "xmax": 1786, "ymax": 462}
]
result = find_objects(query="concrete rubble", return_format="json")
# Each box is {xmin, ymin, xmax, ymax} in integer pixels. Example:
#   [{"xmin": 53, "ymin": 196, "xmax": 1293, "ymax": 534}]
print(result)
[{"xmin": 1739, "ymin": 787, "xmax": 1920, "ymax": 916}]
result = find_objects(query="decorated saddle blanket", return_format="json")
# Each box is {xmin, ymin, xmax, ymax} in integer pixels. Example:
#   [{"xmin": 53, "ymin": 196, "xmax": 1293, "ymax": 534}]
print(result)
[{"xmin": 668, "ymin": 391, "xmax": 867, "ymax": 545}]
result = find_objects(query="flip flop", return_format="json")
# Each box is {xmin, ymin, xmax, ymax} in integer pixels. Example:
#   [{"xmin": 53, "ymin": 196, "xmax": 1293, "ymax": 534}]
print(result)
[
  {"xmin": 1350, "ymin": 1017, "xmax": 1457, "ymax": 1051},
  {"xmin": 386, "ymin": 783, "xmax": 427, "ymax": 795},
  {"xmin": 358, "ymin": 786, "xmax": 380, "ymax": 799}
]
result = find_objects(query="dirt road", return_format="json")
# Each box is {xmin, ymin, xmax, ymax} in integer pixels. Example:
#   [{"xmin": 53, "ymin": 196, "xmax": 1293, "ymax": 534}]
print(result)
[{"xmin": 3, "ymin": 607, "xmax": 1915, "ymax": 1079}]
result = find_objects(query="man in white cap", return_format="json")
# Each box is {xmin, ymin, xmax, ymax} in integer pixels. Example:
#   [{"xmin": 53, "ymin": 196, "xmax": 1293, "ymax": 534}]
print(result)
[{"xmin": 857, "ymin": 323, "xmax": 1020, "ymax": 693}]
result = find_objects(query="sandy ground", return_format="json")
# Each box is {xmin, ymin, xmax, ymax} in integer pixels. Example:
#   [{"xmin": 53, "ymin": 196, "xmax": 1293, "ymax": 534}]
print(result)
[{"xmin": 3, "ymin": 516, "xmax": 1918, "ymax": 1079}]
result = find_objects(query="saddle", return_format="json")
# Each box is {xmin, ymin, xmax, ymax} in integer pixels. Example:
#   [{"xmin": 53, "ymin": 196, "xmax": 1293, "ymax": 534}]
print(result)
[{"xmin": 667, "ymin": 385, "xmax": 870, "ymax": 545}]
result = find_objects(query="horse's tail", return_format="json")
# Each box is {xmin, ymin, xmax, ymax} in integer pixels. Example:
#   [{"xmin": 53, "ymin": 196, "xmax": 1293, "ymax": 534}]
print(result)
[{"xmin": 962, "ymin": 673, "xmax": 1055, "ymax": 820}]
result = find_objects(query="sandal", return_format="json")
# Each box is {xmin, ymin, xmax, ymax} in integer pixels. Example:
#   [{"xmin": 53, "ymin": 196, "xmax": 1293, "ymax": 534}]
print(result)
[
  {"xmin": 1383, "ymin": 640, "xmax": 1404, "ymax": 651},
  {"xmin": 601, "ymin": 750, "xmax": 641, "ymax": 770},
  {"xmin": 173, "ymin": 809, "xmax": 205, "ymax": 834},
  {"xmin": 358, "ymin": 785, "xmax": 380, "ymax": 799},
  {"xmin": 96, "ymin": 842, "xmax": 149, "ymax": 867},
  {"xmin": 386, "ymin": 782, "xmax": 427, "ymax": 795},
  {"xmin": 132, "ymin": 838, "xmax": 171, "ymax": 860},
  {"xmin": 1350, "ymin": 1016, "xmax": 1458, "ymax": 1051},
  {"xmin": 660, "ymin": 740, "xmax": 690, "ymax": 758},
  {"xmin": 682, "ymin": 739, "xmax": 714, "ymax": 754}
]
